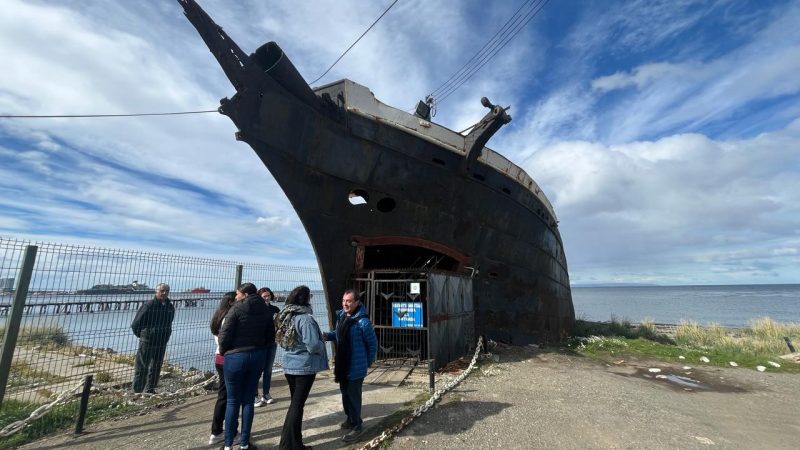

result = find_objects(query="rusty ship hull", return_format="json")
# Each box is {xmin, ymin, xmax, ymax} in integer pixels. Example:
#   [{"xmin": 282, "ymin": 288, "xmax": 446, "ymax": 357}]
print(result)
[{"xmin": 180, "ymin": 0, "xmax": 574, "ymax": 343}]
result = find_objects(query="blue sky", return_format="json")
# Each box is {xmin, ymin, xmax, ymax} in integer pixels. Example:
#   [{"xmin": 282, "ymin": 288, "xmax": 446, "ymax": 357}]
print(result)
[{"xmin": 1, "ymin": 0, "xmax": 798, "ymax": 285}]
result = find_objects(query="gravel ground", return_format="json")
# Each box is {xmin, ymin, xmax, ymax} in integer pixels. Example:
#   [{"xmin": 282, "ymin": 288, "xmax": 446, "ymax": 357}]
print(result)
[{"xmin": 390, "ymin": 345, "xmax": 800, "ymax": 450}]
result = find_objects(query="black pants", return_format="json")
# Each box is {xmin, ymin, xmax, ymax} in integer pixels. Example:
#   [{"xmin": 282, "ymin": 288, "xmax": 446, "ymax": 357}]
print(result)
[
  {"xmin": 211, "ymin": 362, "xmax": 226, "ymax": 435},
  {"xmin": 279, "ymin": 373, "xmax": 316, "ymax": 450},
  {"xmin": 132, "ymin": 341, "xmax": 167, "ymax": 393},
  {"xmin": 339, "ymin": 377, "xmax": 365, "ymax": 429}
]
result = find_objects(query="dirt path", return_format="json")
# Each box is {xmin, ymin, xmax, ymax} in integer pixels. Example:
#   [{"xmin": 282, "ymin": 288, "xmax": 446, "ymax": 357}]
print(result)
[{"xmin": 390, "ymin": 345, "xmax": 800, "ymax": 449}]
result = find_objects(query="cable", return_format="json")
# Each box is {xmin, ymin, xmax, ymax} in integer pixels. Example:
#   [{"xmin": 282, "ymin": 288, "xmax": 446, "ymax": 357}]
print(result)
[
  {"xmin": 435, "ymin": 0, "xmax": 544, "ymax": 102},
  {"xmin": 429, "ymin": 0, "xmax": 535, "ymax": 99},
  {"xmin": 436, "ymin": 0, "xmax": 548, "ymax": 105},
  {"xmin": 431, "ymin": 0, "xmax": 550, "ymax": 107},
  {"xmin": 309, "ymin": 0, "xmax": 400, "ymax": 86},
  {"xmin": 0, "ymin": 110, "xmax": 219, "ymax": 119}
]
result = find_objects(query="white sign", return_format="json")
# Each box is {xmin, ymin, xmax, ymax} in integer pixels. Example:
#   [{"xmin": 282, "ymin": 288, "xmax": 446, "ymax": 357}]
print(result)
[{"xmin": 409, "ymin": 282, "xmax": 420, "ymax": 294}]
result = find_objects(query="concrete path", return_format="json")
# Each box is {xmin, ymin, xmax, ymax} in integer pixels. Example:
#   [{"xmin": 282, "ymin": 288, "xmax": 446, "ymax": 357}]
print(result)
[{"xmin": 22, "ymin": 371, "xmax": 426, "ymax": 450}]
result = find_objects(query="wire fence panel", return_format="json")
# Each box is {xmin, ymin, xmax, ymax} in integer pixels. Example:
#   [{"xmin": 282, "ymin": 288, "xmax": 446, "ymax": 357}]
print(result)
[{"xmin": 0, "ymin": 236, "xmax": 325, "ymax": 440}]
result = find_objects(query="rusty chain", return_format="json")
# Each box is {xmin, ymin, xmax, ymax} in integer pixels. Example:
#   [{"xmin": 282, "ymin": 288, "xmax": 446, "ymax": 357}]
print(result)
[
  {"xmin": 0, "ymin": 379, "xmax": 85, "ymax": 437},
  {"xmin": 0, "ymin": 374, "xmax": 218, "ymax": 437},
  {"xmin": 357, "ymin": 336, "xmax": 484, "ymax": 450}
]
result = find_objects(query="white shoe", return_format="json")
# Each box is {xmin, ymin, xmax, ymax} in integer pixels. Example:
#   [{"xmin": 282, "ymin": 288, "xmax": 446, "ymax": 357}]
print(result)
[
  {"xmin": 254, "ymin": 397, "xmax": 267, "ymax": 408},
  {"xmin": 210, "ymin": 432, "xmax": 239, "ymax": 446},
  {"xmin": 264, "ymin": 394, "xmax": 275, "ymax": 404}
]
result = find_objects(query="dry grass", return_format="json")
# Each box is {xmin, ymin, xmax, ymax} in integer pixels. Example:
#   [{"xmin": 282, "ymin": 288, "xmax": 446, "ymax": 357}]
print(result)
[
  {"xmin": 675, "ymin": 317, "xmax": 800, "ymax": 355},
  {"xmin": 0, "ymin": 324, "xmax": 71, "ymax": 349}
]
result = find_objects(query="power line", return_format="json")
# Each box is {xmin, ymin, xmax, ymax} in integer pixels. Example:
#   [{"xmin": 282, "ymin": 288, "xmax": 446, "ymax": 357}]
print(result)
[
  {"xmin": 0, "ymin": 110, "xmax": 219, "ymax": 119},
  {"xmin": 429, "ymin": 0, "xmax": 535, "ymax": 99},
  {"xmin": 435, "ymin": 0, "xmax": 545, "ymax": 103},
  {"xmin": 431, "ymin": 0, "xmax": 550, "ymax": 107},
  {"xmin": 309, "ymin": 0, "xmax": 400, "ymax": 86}
]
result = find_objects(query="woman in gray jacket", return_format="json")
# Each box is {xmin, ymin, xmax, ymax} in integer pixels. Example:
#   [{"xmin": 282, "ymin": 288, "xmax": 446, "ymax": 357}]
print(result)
[{"xmin": 276, "ymin": 285, "xmax": 328, "ymax": 450}]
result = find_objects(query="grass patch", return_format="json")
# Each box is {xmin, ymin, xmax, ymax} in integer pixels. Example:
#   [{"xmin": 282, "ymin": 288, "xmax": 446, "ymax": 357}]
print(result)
[
  {"xmin": 109, "ymin": 354, "xmax": 135, "ymax": 366},
  {"xmin": 676, "ymin": 317, "xmax": 800, "ymax": 355},
  {"xmin": 0, "ymin": 324, "xmax": 71, "ymax": 349},
  {"xmin": 569, "ymin": 317, "xmax": 800, "ymax": 373},
  {"xmin": 0, "ymin": 397, "xmax": 138, "ymax": 449},
  {"xmin": 72, "ymin": 358, "xmax": 95, "ymax": 368},
  {"xmin": 94, "ymin": 371, "xmax": 113, "ymax": 383},
  {"xmin": 573, "ymin": 317, "xmax": 674, "ymax": 344},
  {"xmin": 7, "ymin": 361, "xmax": 67, "ymax": 388}
]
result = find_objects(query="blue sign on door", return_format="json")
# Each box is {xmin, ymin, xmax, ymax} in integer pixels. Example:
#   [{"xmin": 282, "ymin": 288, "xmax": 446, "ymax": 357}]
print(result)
[{"xmin": 392, "ymin": 302, "xmax": 423, "ymax": 328}]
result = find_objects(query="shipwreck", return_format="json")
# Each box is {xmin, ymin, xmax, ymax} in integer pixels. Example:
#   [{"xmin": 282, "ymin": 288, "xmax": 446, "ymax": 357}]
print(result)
[{"xmin": 179, "ymin": 0, "xmax": 574, "ymax": 357}]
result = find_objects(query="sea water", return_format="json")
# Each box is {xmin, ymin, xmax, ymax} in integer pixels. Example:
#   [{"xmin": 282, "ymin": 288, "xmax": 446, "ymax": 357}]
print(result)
[{"xmin": 572, "ymin": 284, "xmax": 800, "ymax": 326}]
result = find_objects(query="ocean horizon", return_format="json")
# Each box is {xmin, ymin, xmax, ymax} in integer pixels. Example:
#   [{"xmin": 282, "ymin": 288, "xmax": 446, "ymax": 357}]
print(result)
[{"xmin": 571, "ymin": 283, "xmax": 800, "ymax": 327}]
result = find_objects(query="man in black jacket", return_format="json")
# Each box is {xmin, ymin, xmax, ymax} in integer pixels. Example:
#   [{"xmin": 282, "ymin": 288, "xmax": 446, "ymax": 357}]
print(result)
[{"xmin": 130, "ymin": 283, "xmax": 175, "ymax": 393}]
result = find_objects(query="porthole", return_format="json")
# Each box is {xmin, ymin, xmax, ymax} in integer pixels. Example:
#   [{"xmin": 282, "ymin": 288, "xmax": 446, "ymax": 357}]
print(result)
[
  {"xmin": 377, "ymin": 197, "xmax": 396, "ymax": 212},
  {"xmin": 348, "ymin": 189, "xmax": 369, "ymax": 206}
]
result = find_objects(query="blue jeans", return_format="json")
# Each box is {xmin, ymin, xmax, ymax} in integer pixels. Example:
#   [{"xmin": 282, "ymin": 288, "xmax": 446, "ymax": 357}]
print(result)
[
  {"xmin": 224, "ymin": 348, "xmax": 266, "ymax": 447},
  {"xmin": 260, "ymin": 342, "xmax": 277, "ymax": 398},
  {"xmin": 340, "ymin": 377, "xmax": 364, "ymax": 429}
]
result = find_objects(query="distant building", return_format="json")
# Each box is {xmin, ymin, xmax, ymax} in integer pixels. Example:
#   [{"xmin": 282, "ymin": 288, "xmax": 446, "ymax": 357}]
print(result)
[{"xmin": 0, "ymin": 277, "xmax": 14, "ymax": 292}]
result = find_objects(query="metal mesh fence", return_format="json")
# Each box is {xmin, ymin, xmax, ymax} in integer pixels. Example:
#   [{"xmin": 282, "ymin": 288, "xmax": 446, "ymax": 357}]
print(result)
[{"xmin": 0, "ymin": 236, "xmax": 326, "ymax": 437}]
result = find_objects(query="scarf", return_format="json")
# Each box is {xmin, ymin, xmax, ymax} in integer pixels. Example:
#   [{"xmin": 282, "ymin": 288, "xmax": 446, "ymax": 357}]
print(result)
[
  {"xmin": 333, "ymin": 314, "xmax": 356, "ymax": 383},
  {"xmin": 276, "ymin": 304, "xmax": 313, "ymax": 349}
]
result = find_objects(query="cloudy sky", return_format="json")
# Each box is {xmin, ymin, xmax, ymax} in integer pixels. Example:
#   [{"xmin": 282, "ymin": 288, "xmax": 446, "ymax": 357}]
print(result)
[{"xmin": 1, "ymin": 0, "xmax": 798, "ymax": 286}]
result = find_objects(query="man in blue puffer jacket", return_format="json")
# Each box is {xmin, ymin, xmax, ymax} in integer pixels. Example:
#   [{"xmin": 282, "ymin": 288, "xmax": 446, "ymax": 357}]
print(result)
[{"xmin": 323, "ymin": 289, "xmax": 378, "ymax": 443}]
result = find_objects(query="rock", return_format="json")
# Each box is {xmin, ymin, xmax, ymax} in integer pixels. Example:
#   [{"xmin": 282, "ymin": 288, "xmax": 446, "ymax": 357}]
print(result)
[
  {"xmin": 682, "ymin": 366, "xmax": 692, "ymax": 370},
  {"xmin": 767, "ymin": 361, "xmax": 781, "ymax": 368},
  {"xmin": 756, "ymin": 365, "xmax": 766, "ymax": 372},
  {"xmin": 648, "ymin": 368, "xmax": 661, "ymax": 373},
  {"xmin": 729, "ymin": 361, "xmax": 738, "ymax": 367},
  {"xmin": 693, "ymin": 436, "xmax": 715, "ymax": 445},
  {"xmin": 678, "ymin": 355, "xmax": 685, "ymax": 360},
  {"xmin": 700, "ymin": 356, "xmax": 710, "ymax": 363}
]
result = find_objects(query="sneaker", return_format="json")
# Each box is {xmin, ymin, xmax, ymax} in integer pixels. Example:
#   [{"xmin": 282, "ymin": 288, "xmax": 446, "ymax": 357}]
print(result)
[
  {"xmin": 240, "ymin": 444, "xmax": 257, "ymax": 450},
  {"xmin": 342, "ymin": 427, "xmax": 364, "ymax": 443},
  {"xmin": 215, "ymin": 433, "xmax": 240, "ymax": 447},
  {"xmin": 264, "ymin": 394, "xmax": 275, "ymax": 404},
  {"xmin": 339, "ymin": 420, "xmax": 352, "ymax": 429},
  {"xmin": 209, "ymin": 433, "xmax": 223, "ymax": 445},
  {"xmin": 254, "ymin": 397, "xmax": 267, "ymax": 408}
]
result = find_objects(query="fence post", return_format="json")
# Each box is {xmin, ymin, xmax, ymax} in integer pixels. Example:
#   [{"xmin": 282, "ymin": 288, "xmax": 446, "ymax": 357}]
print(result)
[
  {"xmin": 0, "ymin": 245, "xmax": 38, "ymax": 408},
  {"xmin": 428, "ymin": 358, "xmax": 435, "ymax": 392},
  {"xmin": 785, "ymin": 337, "xmax": 796, "ymax": 353},
  {"xmin": 234, "ymin": 265, "xmax": 243, "ymax": 290},
  {"xmin": 74, "ymin": 374, "xmax": 93, "ymax": 434}
]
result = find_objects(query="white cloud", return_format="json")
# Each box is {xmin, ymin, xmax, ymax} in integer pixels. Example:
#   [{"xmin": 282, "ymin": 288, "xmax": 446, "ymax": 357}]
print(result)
[
  {"xmin": 525, "ymin": 120, "xmax": 800, "ymax": 284},
  {"xmin": 256, "ymin": 216, "xmax": 291, "ymax": 228}
]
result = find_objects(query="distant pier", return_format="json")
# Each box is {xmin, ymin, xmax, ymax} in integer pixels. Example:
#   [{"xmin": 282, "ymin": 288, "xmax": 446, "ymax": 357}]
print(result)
[{"xmin": 0, "ymin": 297, "xmax": 208, "ymax": 316}]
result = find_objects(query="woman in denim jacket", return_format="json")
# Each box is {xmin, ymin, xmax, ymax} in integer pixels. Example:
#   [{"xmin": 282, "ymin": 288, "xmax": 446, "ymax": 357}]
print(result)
[{"xmin": 276, "ymin": 285, "xmax": 328, "ymax": 449}]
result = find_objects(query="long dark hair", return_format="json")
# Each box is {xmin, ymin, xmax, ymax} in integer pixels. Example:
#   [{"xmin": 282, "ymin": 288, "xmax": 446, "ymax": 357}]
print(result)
[
  {"xmin": 285, "ymin": 285, "xmax": 311, "ymax": 307},
  {"xmin": 238, "ymin": 282, "xmax": 257, "ymax": 297},
  {"xmin": 257, "ymin": 287, "xmax": 274, "ymax": 301},
  {"xmin": 210, "ymin": 291, "xmax": 236, "ymax": 336}
]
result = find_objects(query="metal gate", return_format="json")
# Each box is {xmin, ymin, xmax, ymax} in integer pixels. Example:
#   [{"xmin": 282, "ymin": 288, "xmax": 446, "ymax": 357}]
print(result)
[{"xmin": 352, "ymin": 270, "xmax": 474, "ymax": 369}]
